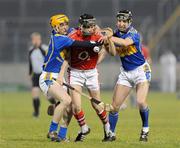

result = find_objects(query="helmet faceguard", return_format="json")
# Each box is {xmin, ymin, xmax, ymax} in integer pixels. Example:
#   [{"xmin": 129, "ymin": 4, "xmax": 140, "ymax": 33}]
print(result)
[
  {"xmin": 117, "ymin": 10, "xmax": 132, "ymax": 22},
  {"xmin": 50, "ymin": 14, "xmax": 69, "ymax": 34},
  {"xmin": 79, "ymin": 18, "xmax": 96, "ymax": 28},
  {"xmin": 79, "ymin": 14, "xmax": 96, "ymax": 36},
  {"xmin": 116, "ymin": 10, "xmax": 133, "ymax": 32}
]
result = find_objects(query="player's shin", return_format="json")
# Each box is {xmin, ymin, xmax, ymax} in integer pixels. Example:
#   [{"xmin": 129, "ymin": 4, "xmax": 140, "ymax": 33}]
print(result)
[
  {"xmin": 74, "ymin": 110, "xmax": 89, "ymax": 134},
  {"xmin": 58, "ymin": 106, "xmax": 73, "ymax": 140},
  {"xmin": 109, "ymin": 111, "xmax": 119, "ymax": 133},
  {"xmin": 91, "ymin": 100, "xmax": 110, "ymax": 133},
  {"xmin": 48, "ymin": 103, "xmax": 67, "ymax": 140},
  {"xmin": 53, "ymin": 99, "xmax": 69, "ymax": 121},
  {"xmin": 139, "ymin": 107, "xmax": 149, "ymax": 132},
  {"xmin": 49, "ymin": 121, "xmax": 58, "ymax": 133},
  {"xmin": 33, "ymin": 97, "xmax": 40, "ymax": 117},
  {"xmin": 58, "ymin": 126, "xmax": 68, "ymax": 140},
  {"xmin": 96, "ymin": 109, "xmax": 109, "ymax": 131},
  {"xmin": 139, "ymin": 106, "xmax": 149, "ymax": 142},
  {"xmin": 48, "ymin": 120, "xmax": 59, "ymax": 141}
]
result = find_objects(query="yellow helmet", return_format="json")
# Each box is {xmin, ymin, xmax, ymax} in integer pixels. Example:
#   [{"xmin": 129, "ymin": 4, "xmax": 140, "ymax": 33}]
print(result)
[{"xmin": 50, "ymin": 14, "xmax": 69, "ymax": 28}]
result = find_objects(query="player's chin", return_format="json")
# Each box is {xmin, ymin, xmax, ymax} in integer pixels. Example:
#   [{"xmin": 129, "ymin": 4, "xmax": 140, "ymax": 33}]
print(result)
[
  {"xmin": 119, "ymin": 28, "xmax": 126, "ymax": 32},
  {"xmin": 64, "ymin": 32, "xmax": 68, "ymax": 35},
  {"xmin": 62, "ymin": 30, "xmax": 67, "ymax": 35}
]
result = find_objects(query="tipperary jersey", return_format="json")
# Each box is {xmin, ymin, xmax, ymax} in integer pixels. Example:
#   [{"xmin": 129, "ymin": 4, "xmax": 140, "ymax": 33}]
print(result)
[
  {"xmin": 43, "ymin": 30, "xmax": 74, "ymax": 73},
  {"xmin": 114, "ymin": 26, "xmax": 145, "ymax": 71}
]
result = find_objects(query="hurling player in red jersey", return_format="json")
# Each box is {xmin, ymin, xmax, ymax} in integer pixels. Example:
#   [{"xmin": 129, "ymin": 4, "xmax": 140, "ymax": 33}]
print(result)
[
  {"xmin": 141, "ymin": 44, "xmax": 152, "ymax": 65},
  {"xmin": 67, "ymin": 14, "xmax": 115, "ymax": 142}
]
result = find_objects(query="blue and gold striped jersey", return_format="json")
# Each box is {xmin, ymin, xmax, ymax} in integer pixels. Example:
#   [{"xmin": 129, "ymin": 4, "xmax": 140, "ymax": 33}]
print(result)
[
  {"xmin": 114, "ymin": 26, "xmax": 145, "ymax": 71},
  {"xmin": 43, "ymin": 30, "xmax": 74, "ymax": 73}
]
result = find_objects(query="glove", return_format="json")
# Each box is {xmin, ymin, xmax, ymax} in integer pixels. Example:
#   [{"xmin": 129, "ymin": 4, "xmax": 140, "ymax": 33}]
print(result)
[{"xmin": 98, "ymin": 102, "xmax": 105, "ymax": 109}]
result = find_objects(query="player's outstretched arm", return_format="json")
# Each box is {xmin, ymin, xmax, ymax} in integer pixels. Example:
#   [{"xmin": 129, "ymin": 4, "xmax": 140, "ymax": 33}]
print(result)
[
  {"xmin": 97, "ymin": 48, "xmax": 107, "ymax": 64},
  {"xmin": 111, "ymin": 36, "xmax": 134, "ymax": 47}
]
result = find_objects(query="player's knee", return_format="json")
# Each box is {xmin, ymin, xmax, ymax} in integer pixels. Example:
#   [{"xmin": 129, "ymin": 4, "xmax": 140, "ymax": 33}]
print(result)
[
  {"xmin": 66, "ymin": 104, "xmax": 72, "ymax": 113},
  {"xmin": 61, "ymin": 96, "xmax": 71, "ymax": 107}
]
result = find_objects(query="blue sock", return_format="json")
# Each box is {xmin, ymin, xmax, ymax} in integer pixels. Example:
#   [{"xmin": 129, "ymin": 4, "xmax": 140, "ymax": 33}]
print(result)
[
  {"xmin": 58, "ymin": 126, "xmax": 67, "ymax": 139},
  {"xmin": 109, "ymin": 112, "xmax": 119, "ymax": 133},
  {"xmin": 49, "ymin": 121, "xmax": 58, "ymax": 132},
  {"xmin": 139, "ymin": 107, "xmax": 149, "ymax": 127}
]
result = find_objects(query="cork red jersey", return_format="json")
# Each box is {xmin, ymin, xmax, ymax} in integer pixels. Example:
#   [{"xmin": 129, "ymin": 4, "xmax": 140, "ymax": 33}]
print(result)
[
  {"xmin": 68, "ymin": 29, "xmax": 102, "ymax": 70},
  {"xmin": 141, "ymin": 44, "xmax": 150, "ymax": 60}
]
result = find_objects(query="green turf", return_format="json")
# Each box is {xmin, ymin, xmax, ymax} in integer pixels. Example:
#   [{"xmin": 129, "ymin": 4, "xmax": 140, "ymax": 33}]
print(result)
[{"xmin": 0, "ymin": 91, "xmax": 180, "ymax": 148}]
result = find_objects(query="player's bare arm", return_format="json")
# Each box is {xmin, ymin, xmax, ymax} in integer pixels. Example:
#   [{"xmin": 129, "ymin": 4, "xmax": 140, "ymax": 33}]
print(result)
[
  {"xmin": 97, "ymin": 48, "xmax": 107, "ymax": 64},
  {"xmin": 111, "ymin": 36, "xmax": 134, "ymax": 47},
  {"xmin": 104, "ymin": 38, "xmax": 116, "ymax": 56},
  {"xmin": 56, "ymin": 60, "xmax": 68, "ymax": 85}
]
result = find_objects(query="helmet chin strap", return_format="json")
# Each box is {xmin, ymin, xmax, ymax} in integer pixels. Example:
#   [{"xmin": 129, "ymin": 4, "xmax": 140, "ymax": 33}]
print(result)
[
  {"xmin": 80, "ymin": 27, "xmax": 92, "ymax": 36},
  {"xmin": 82, "ymin": 31, "xmax": 92, "ymax": 36}
]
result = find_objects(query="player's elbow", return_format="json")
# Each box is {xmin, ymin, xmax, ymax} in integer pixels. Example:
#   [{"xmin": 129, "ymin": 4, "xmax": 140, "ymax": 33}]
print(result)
[
  {"xmin": 106, "ymin": 46, "xmax": 116, "ymax": 56},
  {"xmin": 112, "ymin": 48, "xmax": 117, "ymax": 56},
  {"xmin": 115, "ymin": 41, "xmax": 128, "ymax": 47},
  {"xmin": 122, "ymin": 42, "xmax": 130, "ymax": 47}
]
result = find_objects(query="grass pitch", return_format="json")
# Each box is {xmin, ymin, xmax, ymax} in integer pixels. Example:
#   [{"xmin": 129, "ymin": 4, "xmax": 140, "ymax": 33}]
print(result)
[{"xmin": 0, "ymin": 91, "xmax": 180, "ymax": 148}]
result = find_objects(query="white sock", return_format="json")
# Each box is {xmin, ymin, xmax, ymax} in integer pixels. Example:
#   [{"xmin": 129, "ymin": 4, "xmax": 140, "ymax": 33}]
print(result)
[
  {"xmin": 111, "ymin": 132, "xmax": 116, "ymax": 136},
  {"xmin": 104, "ymin": 122, "xmax": 110, "ymax": 135},
  {"xmin": 142, "ymin": 127, "xmax": 149, "ymax": 133},
  {"xmin": 81, "ymin": 124, "xmax": 89, "ymax": 133}
]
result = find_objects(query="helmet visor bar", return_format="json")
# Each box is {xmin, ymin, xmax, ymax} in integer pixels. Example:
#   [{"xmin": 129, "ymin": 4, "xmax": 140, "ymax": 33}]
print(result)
[
  {"xmin": 117, "ymin": 13, "xmax": 130, "ymax": 21},
  {"xmin": 81, "ymin": 18, "xmax": 96, "ymax": 28}
]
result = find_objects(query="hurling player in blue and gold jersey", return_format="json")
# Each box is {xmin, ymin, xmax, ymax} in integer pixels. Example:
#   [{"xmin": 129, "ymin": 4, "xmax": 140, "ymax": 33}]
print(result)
[
  {"xmin": 108, "ymin": 10, "xmax": 151, "ymax": 142},
  {"xmin": 39, "ymin": 14, "xmax": 103, "ymax": 142}
]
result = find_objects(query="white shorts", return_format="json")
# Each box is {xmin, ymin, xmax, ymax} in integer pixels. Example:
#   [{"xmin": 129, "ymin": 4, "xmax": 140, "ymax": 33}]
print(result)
[
  {"xmin": 68, "ymin": 68, "xmax": 99, "ymax": 91},
  {"xmin": 117, "ymin": 62, "xmax": 151, "ymax": 87},
  {"xmin": 39, "ymin": 71, "xmax": 67, "ymax": 96}
]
